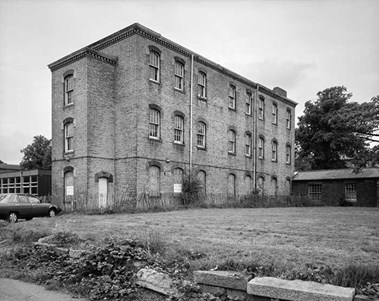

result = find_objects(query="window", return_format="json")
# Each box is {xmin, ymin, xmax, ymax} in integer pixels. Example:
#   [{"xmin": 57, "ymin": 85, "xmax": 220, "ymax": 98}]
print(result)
[
  {"xmin": 345, "ymin": 183, "xmax": 357, "ymax": 202},
  {"xmin": 228, "ymin": 85, "xmax": 236, "ymax": 109},
  {"xmin": 174, "ymin": 115, "xmax": 184, "ymax": 144},
  {"xmin": 228, "ymin": 130, "xmax": 236, "ymax": 154},
  {"xmin": 197, "ymin": 122, "xmax": 206, "ymax": 148},
  {"xmin": 272, "ymin": 103, "xmax": 278, "ymax": 124},
  {"xmin": 286, "ymin": 109, "xmax": 292, "ymax": 129},
  {"xmin": 149, "ymin": 51, "xmax": 160, "ymax": 82},
  {"xmin": 308, "ymin": 184, "xmax": 322, "ymax": 201},
  {"xmin": 64, "ymin": 75, "xmax": 74, "ymax": 106},
  {"xmin": 257, "ymin": 176, "xmax": 265, "ymax": 195},
  {"xmin": 64, "ymin": 170, "xmax": 74, "ymax": 202},
  {"xmin": 175, "ymin": 61, "xmax": 184, "ymax": 90},
  {"xmin": 258, "ymin": 97, "xmax": 265, "ymax": 120},
  {"xmin": 64, "ymin": 122, "xmax": 73, "ymax": 152},
  {"xmin": 258, "ymin": 136, "xmax": 265, "ymax": 159},
  {"xmin": 286, "ymin": 178, "xmax": 292, "ymax": 195},
  {"xmin": 246, "ymin": 92, "xmax": 252, "ymax": 115},
  {"xmin": 173, "ymin": 168, "xmax": 183, "ymax": 193},
  {"xmin": 149, "ymin": 109, "xmax": 160, "ymax": 139},
  {"xmin": 198, "ymin": 170, "xmax": 206, "ymax": 194},
  {"xmin": 272, "ymin": 177, "xmax": 278, "ymax": 196},
  {"xmin": 227, "ymin": 174, "xmax": 236, "ymax": 197},
  {"xmin": 244, "ymin": 175, "xmax": 252, "ymax": 194},
  {"xmin": 198, "ymin": 72, "xmax": 206, "ymax": 98},
  {"xmin": 286, "ymin": 145, "xmax": 291, "ymax": 164},
  {"xmin": 245, "ymin": 133, "xmax": 252, "ymax": 157},
  {"xmin": 272, "ymin": 140, "xmax": 278, "ymax": 162},
  {"xmin": 148, "ymin": 165, "xmax": 161, "ymax": 197}
]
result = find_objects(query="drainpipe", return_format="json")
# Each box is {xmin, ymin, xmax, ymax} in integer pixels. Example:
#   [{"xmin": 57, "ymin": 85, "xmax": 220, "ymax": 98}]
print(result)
[
  {"xmin": 253, "ymin": 84, "xmax": 259, "ymax": 189},
  {"xmin": 189, "ymin": 54, "xmax": 194, "ymax": 170}
]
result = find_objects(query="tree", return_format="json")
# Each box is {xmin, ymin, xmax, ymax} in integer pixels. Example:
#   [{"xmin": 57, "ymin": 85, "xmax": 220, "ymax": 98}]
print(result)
[
  {"xmin": 0, "ymin": 160, "xmax": 4, "ymax": 164},
  {"xmin": 296, "ymin": 86, "xmax": 379, "ymax": 170},
  {"xmin": 20, "ymin": 135, "xmax": 52, "ymax": 170}
]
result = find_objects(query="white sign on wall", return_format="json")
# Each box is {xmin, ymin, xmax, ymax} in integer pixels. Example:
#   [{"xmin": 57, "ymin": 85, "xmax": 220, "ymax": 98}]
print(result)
[
  {"xmin": 174, "ymin": 184, "xmax": 182, "ymax": 193},
  {"xmin": 66, "ymin": 186, "xmax": 74, "ymax": 196}
]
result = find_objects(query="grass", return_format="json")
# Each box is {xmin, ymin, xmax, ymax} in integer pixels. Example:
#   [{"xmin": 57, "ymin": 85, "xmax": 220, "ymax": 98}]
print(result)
[{"xmin": 5, "ymin": 206, "xmax": 377, "ymax": 271}]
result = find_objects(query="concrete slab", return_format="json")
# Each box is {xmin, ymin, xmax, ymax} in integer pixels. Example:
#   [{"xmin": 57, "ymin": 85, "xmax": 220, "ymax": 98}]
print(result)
[
  {"xmin": 136, "ymin": 268, "xmax": 177, "ymax": 296},
  {"xmin": 247, "ymin": 277, "xmax": 355, "ymax": 301},
  {"xmin": 193, "ymin": 270, "xmax": 249, "ymax": 291}
]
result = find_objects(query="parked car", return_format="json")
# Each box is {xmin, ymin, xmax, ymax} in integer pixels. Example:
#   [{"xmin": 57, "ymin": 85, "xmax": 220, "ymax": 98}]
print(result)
[{"xmin": 0, "ymin": 193, "xmax": 61, "ymax": 223}]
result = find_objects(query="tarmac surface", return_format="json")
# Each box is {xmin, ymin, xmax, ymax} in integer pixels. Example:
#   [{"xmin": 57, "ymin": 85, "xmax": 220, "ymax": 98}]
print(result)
[{"xmin": 0, "ymin": 278, "xmax": 88, "ymax": 301}]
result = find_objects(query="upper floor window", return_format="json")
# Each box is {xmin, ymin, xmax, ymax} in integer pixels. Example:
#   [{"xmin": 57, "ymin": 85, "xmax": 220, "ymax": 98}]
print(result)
[
  {"xmin": 286, "ymin": 109, "xmax": 292, "ymax": 129},
  {"xmin": 228, "ymin": 85, "xmax": 236, "ymax": 110},
  {"xmin": 149, "ymin": 51, "xmax": 160, "ymax": 82},
  {"xmin": 174, "ymin": 115, "xmax": 184, "ymax": 144},
  {"xmin": 258, "ymin": 96, "xmax": 265, "ymax": 120},
  {"xmin": 258, "ymin": 136, "xmax": 265, "ymax": 159},
  {"xmin": 198, "ymin": 72, "xmax": 207, "ymax": 99},
  {"xmin": 272, "ymin": 103, "xmax": 278, "ymax": 125},
  {"xmin": 246, "ymin": 92, "xmax": 252, "ymax": 115},
  {"xmin": 64, "ymin": 122, "xmax": 74, "ymax": 152},
  {"xmin": 197, "ymin": 122, "xmax": 206, "ymax": 148},
  {"xmin": 245, "ymin": 133, "xmax": 252, "ymax": 157},
  {"xmin": 228, "ymin": 130, "xmax": 236, "ymax": 154},
  {"xmin": 149, "ymin": 109, "xmax": 160, "ymax": 139},
  {"xmin": 64, "ymin": 75, "xmax": 74, "ymax": 106},
  {"xmin": 272, "ymin": 140, "xmax": 278, "ymax": 162},
  {"xmin": 286, "ymin": 144, "xmax": 292, "ymax": 164},
  {"xmin": 175, "ymin": 61, "xmax": 184, "ymax": 90}
]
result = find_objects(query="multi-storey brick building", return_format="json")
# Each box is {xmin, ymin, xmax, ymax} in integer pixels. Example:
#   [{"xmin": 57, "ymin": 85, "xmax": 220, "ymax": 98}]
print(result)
[{"xmin": 48, "ymin": 23, "xmax": 297, "ymax": 210}]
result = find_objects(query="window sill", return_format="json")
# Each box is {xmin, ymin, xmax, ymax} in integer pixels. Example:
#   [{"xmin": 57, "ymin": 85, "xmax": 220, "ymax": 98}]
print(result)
[
  {"xmin": 228, "ymin": 152, "xmax": 236, "ymax": 156},
  {"xmin": 149, "ymin": 79, "xmax": 160, "ymax": 85},
  {"xmin": 245, "ymin": 113, "xmax": 252, "ymax": 116},
  {"xmin": 258, "ymin": 117, "xmax": 264, "ymax": 121},
  {"xmin": 173, "ymin": 141, "xmax": 185, "ymax": 146},
  {"xmin": 197, "ymin": 95, "xmax": 207, "ymax": 101},
  {"xmin": 174, "ymin": 87, "xmax": 185, "ymax": 94},
  {"xmin": 272, "ymin": 122, "xmax": 278, "ymax": 126},
  {"xmin": 258, "ymin": 157, "xmax": 264, "ymax": 160},
  {"xmin": 228, "ymin": 107, "xmax": 236, "ymax": 112},
  {"xmin": 63, "ymin": 103, "xmax": 74, "ymax": 109},
  {"xmin": 64, "ymin": 150, "xmax": 74, "ymax": 155},
  {"xmin": 245, "ymin": 154, "xmax": 252, "ymax": 158},
  {"xmin": 149, "ymin": 137, "xmax": 162, "ymax": 142},
  {"xmin": 196, "ymin": 146, "xmax": 207, "ymax": 151},
  {"xmin": 272, "ymin": 159, "xmax": 277, "ymax": 163}
]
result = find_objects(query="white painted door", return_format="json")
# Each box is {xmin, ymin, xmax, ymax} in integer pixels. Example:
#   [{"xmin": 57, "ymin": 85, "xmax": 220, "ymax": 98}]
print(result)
[{"xmin": 99, "ymin": 178, "xmax": 108, "ymax": 208}]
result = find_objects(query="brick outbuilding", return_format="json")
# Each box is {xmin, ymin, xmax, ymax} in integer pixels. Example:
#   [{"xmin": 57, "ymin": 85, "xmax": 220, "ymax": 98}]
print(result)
[{"xmin": 48, "ymin": 23, "xmax": 297, "ymax": 210}]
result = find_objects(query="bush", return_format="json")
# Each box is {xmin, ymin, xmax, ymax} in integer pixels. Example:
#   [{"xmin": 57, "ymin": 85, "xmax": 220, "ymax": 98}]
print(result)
[{"xmin": 181, "ymin": 169, "xmax": 203, "ymax": 206}]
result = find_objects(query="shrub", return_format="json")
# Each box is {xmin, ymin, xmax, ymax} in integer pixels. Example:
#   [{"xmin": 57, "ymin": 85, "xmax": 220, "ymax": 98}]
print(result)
[{"xmin": 181, "ymin": 169, "xmax": 203, "ymax": 206}]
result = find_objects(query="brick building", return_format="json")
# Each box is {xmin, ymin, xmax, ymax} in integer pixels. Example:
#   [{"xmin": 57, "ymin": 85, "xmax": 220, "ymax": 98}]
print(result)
[
  {"xmin": 292, "ymin": 168, "xmax": 379, "ymax": 207},
  {"xmin": 48, "ymin": 23, "xmax": 297, "ymax": 210}
]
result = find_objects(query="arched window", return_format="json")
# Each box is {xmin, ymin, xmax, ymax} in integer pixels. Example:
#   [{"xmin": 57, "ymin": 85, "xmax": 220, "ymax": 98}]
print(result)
[
  {"xmin": 246, "ymin": 91, "xmax": 252, "ymax": 115},
  {"xmin": 149, "ymin": 109, "xmax": 160, "ymax": 139},
  {"xmin": 175, "ymin": 61, "xmax": 184, "ymax": 90},
  {"xmin": 64, "ymin": 121, "xmax": 74, "ymax": 152},
  {"xmin": 149, "ymin": 51, "xmax": 160, "ymax": 82},
  {"xmin": 228, "ymin": 85, "xmax": 236, "ymax": 109},
  {"xmin": 286, "ymin": 109, "xmax": 292, "ymax": 129},
  {"xmin": 272, "ymin": 102, "xmax": 278, "ymax": 124},
  {"xmin": 174, "ymin": 115, "xmax": 184, "ymax": 144},
  {"xmin": 285, "ymin": 178, "xmax": 292, "ymax": 195},
  {"xmin": 258, "ymin": 96, "xmax": 265, "ymax": 120},
  {"xmin": 272, "ymin": 140, "xmax": 278, "ymax": 162},
  {"xmin": 198, "ymin": 72, "xmax": 207, "ymax": 98},
  {"xmin": 228, "ymin": 130, "xmax": 236, "ymax": 154},
  {"xmin": 227, "ymin": 173, "xmax": 236, "ymax": 197},
  {"xmin": 271, "ymin": 177, "xmax": 278, "ymax": 196},
  {"xmin": 245, "ymin": 133, "xmax": 252, "ymax": 157},
  {"xmin": 257, "ymin": 176, "xmax": 265, "ymax": 195},
  {"xmin": 64, "ymin": 74, "xmax": 74, "ymax": 106},
  {"xmin": 64, "ymin": 170, "xmax": 74, "ymax": 203},
  {"xmin": 244, "ymin": 175, "xmax": 252, "ymax": 194},
  {"xmin": 148, "ymin": 165, "xmax": 160, "ymax": 197},
  {"xmin": 198, "ymin": 170, "xmax": 206, "ymax": 194},
  {"xmin": 173, "ymin": 168, "xmax": 183, "ymax": 193},
  {"xmin": 286, "ymin": 144, "xmax": 292, "ymax": 164},
  {"xmin": 258, "ymin": 136, "xmax": 265, "ymax": 159},
  {"xmin": 197, "ymin": 122, "xmax": 206, "ymax": 148}
]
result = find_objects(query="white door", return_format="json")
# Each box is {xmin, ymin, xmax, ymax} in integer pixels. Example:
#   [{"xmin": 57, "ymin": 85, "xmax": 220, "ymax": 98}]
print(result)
[{"xmin": 99, "ymin": 178, "xmax": 108, "ymax": 208}]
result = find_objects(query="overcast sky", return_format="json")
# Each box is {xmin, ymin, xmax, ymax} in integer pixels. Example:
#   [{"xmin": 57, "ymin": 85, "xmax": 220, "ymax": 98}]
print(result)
[{"xmin": 0, "ymin": 0, "xmax": 378, "ymax": 164}]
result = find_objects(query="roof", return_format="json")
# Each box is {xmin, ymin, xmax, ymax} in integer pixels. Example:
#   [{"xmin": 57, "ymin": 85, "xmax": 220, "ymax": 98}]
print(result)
[
  {"xmin": 293, "ymin": 168, "xmax": 379, "ymax": 181},
  {"xmin": 48, "ymin": 23, "xmax": 297, "ymax": 107},
  {"xmin": 0, "ymin": 164, "xmax": 21, "ymax": 173}
]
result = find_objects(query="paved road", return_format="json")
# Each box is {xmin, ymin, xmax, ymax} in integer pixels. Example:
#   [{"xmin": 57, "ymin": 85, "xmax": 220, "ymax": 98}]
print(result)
[{"xmin": 0, "ymin": 278, "xmax": 88, "ymax": 301}]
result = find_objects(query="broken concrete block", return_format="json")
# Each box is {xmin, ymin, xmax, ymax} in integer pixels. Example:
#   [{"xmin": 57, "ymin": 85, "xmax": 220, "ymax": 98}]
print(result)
[
  {"xmin": 136, "ymin": 268, "xmax": 177, "ymax": 296},
  {"xmin": 247, "ymin": 277, "xmax": 355, "ymax": 301}
]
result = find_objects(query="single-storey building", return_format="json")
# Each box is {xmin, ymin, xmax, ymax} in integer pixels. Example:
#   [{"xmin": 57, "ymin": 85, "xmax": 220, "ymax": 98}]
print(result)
[{"xmin": 292, "ymin": 168, "xmax": 379, "ymax": 207}]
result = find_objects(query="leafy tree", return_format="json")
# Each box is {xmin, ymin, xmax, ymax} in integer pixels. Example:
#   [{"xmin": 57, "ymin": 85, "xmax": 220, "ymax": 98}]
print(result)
[
  {"xmin": 20, "ymin": 135, "xmax": 52, "ymax": 170},
  {"xmin": 296, "ymin": 87, "xmax": 379, "ymax": 170},
  {"xmin": 0, "ymin": 160, "xmax": 4, "ymax": 164}
]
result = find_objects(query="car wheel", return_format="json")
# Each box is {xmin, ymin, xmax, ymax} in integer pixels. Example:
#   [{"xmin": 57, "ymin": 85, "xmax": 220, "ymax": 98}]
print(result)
[
  {"xmin": 48, "ymin": 209, "xmax": 56, "ymax": 217},
  {"xmin": 8, "ymin": 212, "xmax": 18, "ymax": 223}
]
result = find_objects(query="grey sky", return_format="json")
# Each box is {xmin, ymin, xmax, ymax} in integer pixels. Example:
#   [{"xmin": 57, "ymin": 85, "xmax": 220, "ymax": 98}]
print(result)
[{"xmin": 1, "ymin": 0, "xmax": 378, "ymax": 164}]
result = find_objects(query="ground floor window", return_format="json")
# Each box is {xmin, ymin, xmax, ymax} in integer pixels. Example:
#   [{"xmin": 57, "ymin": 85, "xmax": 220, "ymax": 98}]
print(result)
[
  {"xmin": 345, "ymin": 183, "xmax": 357, "ymax": 202},
  {"xmin": 308, "ymin": 184, "xmax": 322, "ymax": 201}
]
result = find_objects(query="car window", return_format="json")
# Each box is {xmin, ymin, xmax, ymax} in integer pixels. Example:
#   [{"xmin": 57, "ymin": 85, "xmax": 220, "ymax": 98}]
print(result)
[
  {"xmin": 17, "ymin": 195, "xmax": 30, "ymax": 204},
  {"xmin": 28, "ymin": 197, "xmax": 41, "ymax": 204},
  {"xmin": 0, "ymin": 194, "xmax": 17, "ymax": 203}
]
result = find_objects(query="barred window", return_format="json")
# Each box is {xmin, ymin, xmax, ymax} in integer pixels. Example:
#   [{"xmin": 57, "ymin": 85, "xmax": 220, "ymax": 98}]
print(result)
[
  {"xmin": 345, "ymin": 183, "xmax": 357, "ymax": 202},
  {"xmin": 258, "ymin": 136, "xmax": 265, "ymax": 159},
  {"xmin": 258, "ymin": 97, "xmax": 265, "ymax": 120},
  {"xmin": 64, "ymin": 122, "xmax": 73, "ymax": 152},
  {"xmin": 245, "ymin": 133, "xmax": 252, "ymax": 157},
  {"xmin": 149, "ymin": 109, "xmax": 160, "ymax": 139},
  {"xmin": 198, "ymin": 72, "xmax": 206, "ymax": 98},
  {"xmin": 174, "ymin": 115, "xmax": 184, "ymax": 143},
  {"xmin": 228, "ymin": 85, "xmax": 236, "ymax": 109},
  {"xmin": 228, "ymin": 130, "xmax": 236, "ymax": 154},
  {"xmin": 272, "ymin": 141, "xmax": 278, "ymax": 162},
  {"xmin": 308, "ymin": 184, "xmax": 322, "ymax": 201},
  {"xmin": 197, "ymin": 122, "xmax": 206, "ymax": 148},
  {"xmin": 175, "ymin": 62, "xmax": 184, "ymax": 90},
  {"xmin": 272, "ymin": 103, "xmax": 278, "ymax": 124},
  {"xmin": 64, "ymin": 75, "xmax": 74, "ymax": 106},
  {"xmin": 246, "ymin": 92, "xmax": 252, "ymax": 115},
  {"xmin": 149, "ymin": 51, "xmax": 160, "ymax": 82}
]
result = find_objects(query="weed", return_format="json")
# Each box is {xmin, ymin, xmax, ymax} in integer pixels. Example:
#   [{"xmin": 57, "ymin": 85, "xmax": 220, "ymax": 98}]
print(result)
[
  {"xmin": 143, "ymin": 230, "xmax": 166, "ymax": 255},
  {"xmin": 333, "ymin": 264, "xmax": 379, "ymax": 288}
]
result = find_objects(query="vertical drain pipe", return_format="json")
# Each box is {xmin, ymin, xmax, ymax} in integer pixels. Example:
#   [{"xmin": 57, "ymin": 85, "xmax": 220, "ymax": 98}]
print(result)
[
  {"xmin": 253, "ymin": 84, "xmax": 259, "ymax": 189},
  {"xmin": 189, "ymin": 54, "xmax": 194, "ymax": 170}
]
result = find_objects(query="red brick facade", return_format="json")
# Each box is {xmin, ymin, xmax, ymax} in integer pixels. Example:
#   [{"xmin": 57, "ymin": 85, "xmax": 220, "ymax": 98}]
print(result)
[{"xmin": 49, "ymin": 23, "xmax": 297, "ymax": 210}]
